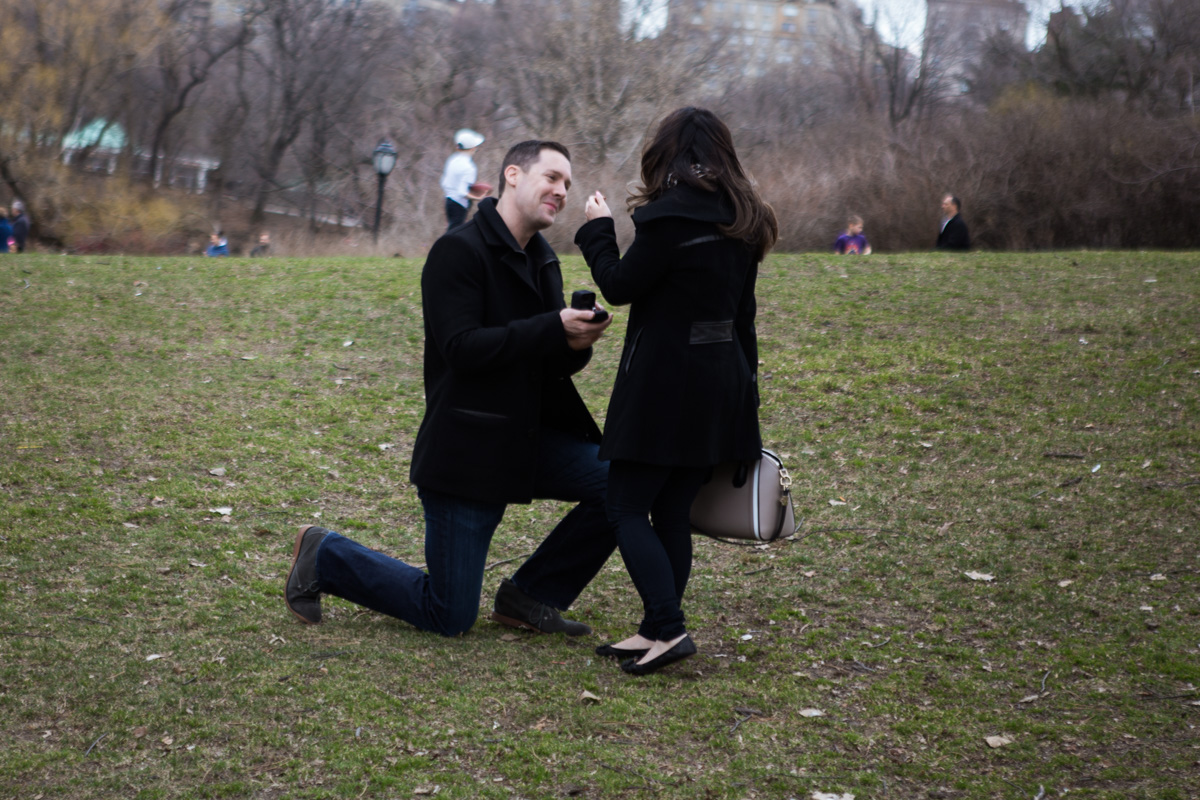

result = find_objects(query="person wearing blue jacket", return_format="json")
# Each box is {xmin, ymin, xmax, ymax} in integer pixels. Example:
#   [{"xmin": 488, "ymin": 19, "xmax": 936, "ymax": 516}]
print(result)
[
  {"xmin": 205, "ymin": 231, "xmax": 229, "ymax": 256},
  {"xmin": 0, "ymin": 209, "xmax": 12, "ymax": 253}
]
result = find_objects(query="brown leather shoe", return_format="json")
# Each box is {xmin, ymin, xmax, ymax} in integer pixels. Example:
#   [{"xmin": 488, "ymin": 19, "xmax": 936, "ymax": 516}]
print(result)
[
  {"xmin": 490, "ymin": 578, "xmax": 591, "ymax": 636},
  {"xmin": 285, "ymin": 525, "xmax": 328, "ymax": 624}
]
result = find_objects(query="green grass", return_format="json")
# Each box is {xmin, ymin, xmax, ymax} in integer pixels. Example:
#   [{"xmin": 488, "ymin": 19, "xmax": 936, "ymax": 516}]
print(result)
[{"xmin": 1, "ymin": 250, "xmax": 1197, "ymax": 799}]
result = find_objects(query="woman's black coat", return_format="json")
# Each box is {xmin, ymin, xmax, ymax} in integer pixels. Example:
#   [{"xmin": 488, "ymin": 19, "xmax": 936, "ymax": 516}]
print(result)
[{"xmin": 574, "ymin": 184, "xmax": 762, "ymax": 467}]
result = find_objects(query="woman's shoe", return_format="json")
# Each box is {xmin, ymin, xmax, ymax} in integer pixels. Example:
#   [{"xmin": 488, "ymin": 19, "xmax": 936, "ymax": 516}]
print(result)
[
  {"xmin": 595, "ymin": 642, "xmax": 650, "ymax": 659},
  {"xmin": 620, "ymin": 635, "xmax": 696, "ymax": 676}
]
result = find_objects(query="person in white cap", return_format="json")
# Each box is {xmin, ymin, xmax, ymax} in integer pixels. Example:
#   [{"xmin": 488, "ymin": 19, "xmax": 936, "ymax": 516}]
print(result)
[{"xmin": 440, "ymin": 128, "xmax": 489, "ymax": 232}]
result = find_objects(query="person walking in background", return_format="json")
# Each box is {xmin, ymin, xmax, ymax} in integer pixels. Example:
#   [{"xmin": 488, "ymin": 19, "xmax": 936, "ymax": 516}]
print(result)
[
  {"xmin": 0, "ymin": 209, "xmax": 13, "ymax": 253},
  {"xmin": 10, "ymin": 201, "xmax": 29, "ymax": 253},
  {"xmin": 574, "ymin": 107, "xmax": 777, "ymax": 675},
  {"xmin": 936, "ymin": 195, "xmax": 970, "ymax": 251},
  {"xmin": 440, "ymin": 128, "xmax": 490, "ymax": 232},
  {"xmin": 834, "ymin": 214, "xmax": 872, "ymax": 254},
  {"xmin": 286, "ymin": 140, "xmax": 617, "ymax": 639},
  {"xmin": 250, "ymin": 232, "xmax": 271, "ymax": 256},
  {"xmin": 205, "ymin": 231, "xmax": 229, "ymax": 256}
]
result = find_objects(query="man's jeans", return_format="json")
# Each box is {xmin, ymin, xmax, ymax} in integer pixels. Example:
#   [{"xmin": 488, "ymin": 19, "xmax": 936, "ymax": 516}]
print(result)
[{"xmin": 313, "ymin": 428, "xmax": 612, "ymax": 636}]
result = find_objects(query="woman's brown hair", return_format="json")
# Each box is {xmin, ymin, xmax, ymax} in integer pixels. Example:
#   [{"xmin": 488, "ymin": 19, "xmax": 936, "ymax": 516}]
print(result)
[{"xmin": 629, "ymin": 107, "xmax": 778, "ymax": 261}]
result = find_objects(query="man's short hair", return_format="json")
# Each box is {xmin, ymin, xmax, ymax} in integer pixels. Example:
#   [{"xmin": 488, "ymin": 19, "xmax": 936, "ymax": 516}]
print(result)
[
  {"xmin": 11, "ymin": 200, "xmax": 23, "ymax": 212},
  {"xmin": 497, "ymin": 140, "xmax": 570, "ymax": 197},
  {"xmin": 847, "ymin": 214, "xmax": 863, "ymax": 226},
  {"xmin": 945, "ymin": 195, "xmax": 961, "ymax": 212}
]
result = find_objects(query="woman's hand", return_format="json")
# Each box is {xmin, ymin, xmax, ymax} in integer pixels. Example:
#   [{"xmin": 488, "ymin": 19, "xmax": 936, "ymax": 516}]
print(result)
[{"xmin": 584, "ymin": 191, "xmax": 612, "ymax": 221}]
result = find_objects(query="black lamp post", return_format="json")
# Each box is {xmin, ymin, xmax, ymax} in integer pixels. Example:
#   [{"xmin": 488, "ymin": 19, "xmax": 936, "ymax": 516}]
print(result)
[{"xmin": 372, "ymin": 139, "xmax": 397, "ymax": 243}]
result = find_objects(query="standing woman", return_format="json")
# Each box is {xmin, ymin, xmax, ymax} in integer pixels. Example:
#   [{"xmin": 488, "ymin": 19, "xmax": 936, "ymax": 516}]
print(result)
[{"xmin": 574, "ymin": 107, "xmax": 778, "ymax": 675}]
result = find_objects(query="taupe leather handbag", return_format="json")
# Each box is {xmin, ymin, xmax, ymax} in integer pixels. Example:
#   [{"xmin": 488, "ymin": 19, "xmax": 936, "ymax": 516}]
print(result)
[{"xmin": 689, "ymin": 449, "xmax": 797, "ymax": 542}]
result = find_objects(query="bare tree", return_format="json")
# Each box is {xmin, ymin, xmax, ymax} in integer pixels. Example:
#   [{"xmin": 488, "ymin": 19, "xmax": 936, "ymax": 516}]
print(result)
[
  {"xmin": 138, "ymin": 0, "xmax": 260, "ymax": 188},
  {"xmin": 243, "ymin": 0, "xmax": 393, "ymax": 225}
]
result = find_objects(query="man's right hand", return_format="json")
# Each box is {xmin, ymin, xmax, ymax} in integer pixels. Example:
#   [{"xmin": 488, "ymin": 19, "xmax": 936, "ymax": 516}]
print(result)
[{"xmin": 560, "ymin": 307, "xmax": 613, "ymax": 351}]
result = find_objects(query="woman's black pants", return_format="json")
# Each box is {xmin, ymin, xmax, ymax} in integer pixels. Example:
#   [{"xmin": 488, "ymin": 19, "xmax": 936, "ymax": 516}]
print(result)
[{"xmin": 606, "ymin": 460, "xmax": 708, "ymax": 641}]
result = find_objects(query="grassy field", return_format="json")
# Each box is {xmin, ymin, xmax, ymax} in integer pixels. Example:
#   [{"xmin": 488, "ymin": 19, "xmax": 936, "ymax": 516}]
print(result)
[{"xmin": 1, "ymin": 250, "xmax": 1197, "ymax": 800}]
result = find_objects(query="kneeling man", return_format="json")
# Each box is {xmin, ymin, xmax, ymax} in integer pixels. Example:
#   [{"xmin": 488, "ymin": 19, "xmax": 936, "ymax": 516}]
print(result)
[{"xmin": 286, "ymin": 140, "xmax": 615, "ymax": 636}]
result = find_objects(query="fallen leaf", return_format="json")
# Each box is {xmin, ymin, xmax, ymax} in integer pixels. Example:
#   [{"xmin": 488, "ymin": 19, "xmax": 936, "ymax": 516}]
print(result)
[
  {"xmin": 802, "ymin": 570, "xmax": 816, "ymax": 578},
  {"xmin": 1018, "ymin": 694, "xmax": 1041, "ymax": 704},
  {"xmin": 378, "ymin": 443, "xmax": 394, "ymax": 451},
  {"xmin": 985, "ymin": 735, "xmax": 1013, "ymax": 748},
  {"xmin": 208, "ymin": 506, "xmax": 232, "ymax": 516},
  {"xmin": 146, "ymin": 654, "xmax": 167, "ymax": 662},
  {"xmin": 122, "ymin": 522, "xmax": 139, "ymax": 529},
  {"xmin": 209, "ymin": 467, "xmax": 226, "ymax": 477},
  {"xmin": 240, "ymin": 355, "xmax": 256, "ymax": 360},
  {"xmin": 1091, "ymin": 463, "xmax": 1101, "ymax": 473},
  {"xmin": 188, "ymin": 561, "xmax": 207, "ymax": 568},
  {"xmin": 580, "ymin": 690, "xmax": 600, "ymax": 704},
  {"xmin": 936, "ymin": 521, "xmax": 954, "ymax": 535},
  {"xmin": 161, "ymin": 736, "xmax": 173, "ymax": 746},
  {"xmin": 1058, "ymin": 579, "xmax": 1074, "ymax": 588},
  {"xmin": 1140, "ymin": 605, "xmax": 1153, "ymax": 612},
  {"xmin": 1142, "ymin": 459, "xmax": 1151, "ymax": 468},
  {"xmin": 500, "ymin": 634, "xmax": 521, "ymax": 642},
  {"xmin": 828, "ymin": 499, "xmax": 847, "ymax": 506},
  {"xmin": 343, "ymin": 340, "xmax": 354, "ymax": 347},
  {"xmin": 799, "ymin": 708, "xmax": 825, "ymax": 718},
  {"xmin": 741, "ymin": 634, "xmax": 754, "ymax": 641},
  {"xmin": 132, "ymin": 726, "xmax": 147, "ymax": 738},
  {"xmin": 1149, "ymin": 574, "xmax": 1166, "ymax": 581},
  {"xmin": 965, "ymin": 571, "xmax": 995, "ymax": 582},
  {"xmin": 919, "ymin": 441, "xmax": 933, "ymax": 448},
  {"xmin": 811, "ymin": 792, "xmax": 854, "ymax": 800}
]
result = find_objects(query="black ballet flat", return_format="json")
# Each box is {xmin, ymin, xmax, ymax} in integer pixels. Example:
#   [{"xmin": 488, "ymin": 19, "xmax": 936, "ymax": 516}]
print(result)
[
  {"xmin": 595, "ymin": 642, "xmax": 650, "ymax": 659},
  {"xmin": 620, "ymin": 635, "xmax": 696, "ymax": 676}
]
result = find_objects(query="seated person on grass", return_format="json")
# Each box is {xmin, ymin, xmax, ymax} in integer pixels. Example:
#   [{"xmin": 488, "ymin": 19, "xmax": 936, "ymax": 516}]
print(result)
[{"xmin": 833, "ymin": 214, "xmax": 871, "ymax": 255}]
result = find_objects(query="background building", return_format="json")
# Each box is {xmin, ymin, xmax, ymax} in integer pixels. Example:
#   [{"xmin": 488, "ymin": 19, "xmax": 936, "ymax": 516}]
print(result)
[
  {"xmin": 925, "ymin": 0, "xmax": 1029, "ymax": 90},
  {"xmin": 669, "ymin": 0, "xmax": 871, "ymax": 73}
]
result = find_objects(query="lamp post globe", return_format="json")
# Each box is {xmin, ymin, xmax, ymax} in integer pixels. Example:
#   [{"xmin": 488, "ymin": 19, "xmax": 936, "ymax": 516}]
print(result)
[{"xmin": 372, "ymin": 140, "xmax": 397, "ymax": 243}]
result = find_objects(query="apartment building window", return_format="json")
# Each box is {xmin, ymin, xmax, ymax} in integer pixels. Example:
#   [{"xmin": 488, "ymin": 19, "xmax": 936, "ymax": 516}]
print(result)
[{"xmin": 782, "ymin": 3, "xmax": 798, "ymax": 15}]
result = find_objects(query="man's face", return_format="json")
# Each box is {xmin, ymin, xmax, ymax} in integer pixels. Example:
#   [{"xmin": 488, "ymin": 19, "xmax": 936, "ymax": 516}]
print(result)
[
  {"xmin": 941, "ymin": 196, "xmax": 956, "ymax": 217},
  {"xmin": 508, "ymin": 150, "xmax": 571, "ymax": 231}
]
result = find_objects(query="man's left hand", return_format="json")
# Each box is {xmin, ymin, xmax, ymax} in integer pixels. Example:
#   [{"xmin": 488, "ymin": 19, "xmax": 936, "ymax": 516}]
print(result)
[{"xmin": 560, "ymin": 307, "xmax": 613, "ymax": 350}]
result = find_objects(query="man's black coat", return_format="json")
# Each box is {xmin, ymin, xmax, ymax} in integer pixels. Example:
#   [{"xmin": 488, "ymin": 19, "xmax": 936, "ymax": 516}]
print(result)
[
  {"xmin": 409, "ymin": 198, "xmax": 601, "ymax": 504},
  {"xmin": 936, "ymin": 213, "xmax": 970, "ymax": 250}
]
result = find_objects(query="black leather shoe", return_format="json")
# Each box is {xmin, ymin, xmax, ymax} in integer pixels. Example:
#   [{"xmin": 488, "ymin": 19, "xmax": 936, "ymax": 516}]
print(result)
[
  {"xmin": 286, "ymin": 525, "xmax": 329, "ymax": 624},
  {"xmin": 490, "ymin": 578, "xmax": 591, "ymax": 636},
  {"xmin": 620, "ymin": 635, "xmax": 696, "ymax": 675},
  {"xmin": 596, "ymin": 643, "xmax": 650, "ymax": 659}
]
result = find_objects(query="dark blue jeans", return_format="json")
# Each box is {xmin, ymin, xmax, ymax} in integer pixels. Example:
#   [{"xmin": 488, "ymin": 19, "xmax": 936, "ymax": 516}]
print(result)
[
  {"xmin": 444, "ymin": 198, "xmax": 469, "ymax": 231},
  {"xmin": 606, "ymin": 461, "xmax": 707, "ymax": 641},
  {"xmin": 314, "ymin": 428, "xmax": 612, "ymax": 636}
]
